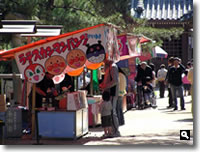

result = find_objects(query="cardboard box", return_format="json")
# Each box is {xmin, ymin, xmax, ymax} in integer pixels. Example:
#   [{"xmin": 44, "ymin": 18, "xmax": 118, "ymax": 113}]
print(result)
[
  {"xmin": 0, "ymin": 94, "xmax": 6, "ymax": 106},
  {"xmin": 67, "ymin": 92, "xmax": 81, "ymax": 110},
  {"xmin": 78, "ymin": 90, "xmax": 88, "ymax": 108}
]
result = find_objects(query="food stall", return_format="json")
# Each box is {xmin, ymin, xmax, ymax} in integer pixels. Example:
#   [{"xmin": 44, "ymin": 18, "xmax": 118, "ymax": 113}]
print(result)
[{"xmin": 0, "ymin": 23, "xmax": 120, "ymax": 139}]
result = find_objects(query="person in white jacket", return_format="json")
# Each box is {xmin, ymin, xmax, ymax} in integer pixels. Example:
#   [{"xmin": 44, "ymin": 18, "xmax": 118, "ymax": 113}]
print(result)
[{"xmin": 157, "ymin": 64, "xmax": 168, "ymax": 98}]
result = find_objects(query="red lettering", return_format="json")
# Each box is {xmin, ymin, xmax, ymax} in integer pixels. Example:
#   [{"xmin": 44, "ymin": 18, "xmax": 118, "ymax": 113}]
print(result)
[
  {"xmin": 40, "ymin": 47, "xmax": 47, "ymax": 59},
  {"xmin": 46, "ymin": 46, "xmax": 54, "ymax": 57},
  {"xmin": 71, "ymin": 38, "xmax": 78, "ymax": 49},
  {"xmin": 25, "ymin": 51, "xmax": 33, "ymax": 64},
  {"xmin": 82, "ymin": 34, "xmax": 88, "ymax": 46},
  {"xmin": 66, "ymin": 39, "xmax": 72, "ymax": 51},
  {"xmin": 19, "ymin": 53, "xmax": 26, "ymax": 65},
  {"xmin": 60, "ymin": 42, "xmax": 67, "ymax": 53},
  {"xmin": 32, "ymin": 49, "xmax": 41, "ymax": 61},
  {"xmin": 53, "ymin": 42, "xmax": 61, "ymax": 54}
]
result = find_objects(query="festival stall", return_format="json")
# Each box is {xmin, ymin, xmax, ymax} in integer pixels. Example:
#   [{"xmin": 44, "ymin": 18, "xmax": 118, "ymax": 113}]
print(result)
[
  {"xmin": 0, "ymin": 23, "xmax": 120, "ymax": 139},
  {"xmin": 117, "ymin": 34, "xmax": 153, "ymax": 110},
  {"xmin": 117, "ymin": 33, "xmax": 168, "ymax": 110}
]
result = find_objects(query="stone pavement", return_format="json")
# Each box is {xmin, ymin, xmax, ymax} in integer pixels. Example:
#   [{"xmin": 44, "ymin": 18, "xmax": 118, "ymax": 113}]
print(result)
[
  {"xmin": 3, "ymin": 93, "xmax": 193, "ymax": 145},
  {"xmin": 84, "ymin": 95, "xmax": 193, "ymax": 145}
]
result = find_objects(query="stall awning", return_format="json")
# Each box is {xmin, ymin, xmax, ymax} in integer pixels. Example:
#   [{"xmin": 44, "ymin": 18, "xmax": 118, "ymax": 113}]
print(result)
[
  {"xmin": 0, "ymin": 23, "xmax": 120, "ymax": 82},
  {"xmin": 139, "ymin": 36, "xmax": 151, "ymax": 43},
  {"xmin": 0, "ymin": 24, "xmax": 105, "ymax": 60},
  {"xmin": 153, "ymin": 46, "xmax": 168, "ymax": 58}
]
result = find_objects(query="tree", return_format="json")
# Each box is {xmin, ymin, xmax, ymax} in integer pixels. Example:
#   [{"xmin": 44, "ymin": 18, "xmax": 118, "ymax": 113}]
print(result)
[{"xmin": 0, "ymin": 0, "xmax": 184, "ymax": 51}]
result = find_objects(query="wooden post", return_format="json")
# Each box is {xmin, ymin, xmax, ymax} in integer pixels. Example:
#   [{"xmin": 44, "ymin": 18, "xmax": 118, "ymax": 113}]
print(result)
[
  {"xmin": 31, "ymin": 83, "xmax": 36, "ymax": 138},
  {"xmin": 27, "ymin": 37, "xmax": 31, "ymax": 44},
  {"xmin": 1, "ymin": 78, "xmax": 3, "ymax": 94}
]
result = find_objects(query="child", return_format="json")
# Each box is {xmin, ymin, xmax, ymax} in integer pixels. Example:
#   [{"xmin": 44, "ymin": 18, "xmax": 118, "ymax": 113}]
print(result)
[
  {"xmin": 100, "ymin": 91, "xmax": 112, "ymax": 138},
  {"xmin": 143, "ymin": 76, "xmax": 157, "ymax": 108}
]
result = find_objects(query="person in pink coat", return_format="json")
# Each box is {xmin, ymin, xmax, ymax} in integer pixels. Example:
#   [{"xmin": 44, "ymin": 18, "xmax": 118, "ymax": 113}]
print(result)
[{"xmin": 182, "ymin": 70, "xmax": 191, "ymax": 96}]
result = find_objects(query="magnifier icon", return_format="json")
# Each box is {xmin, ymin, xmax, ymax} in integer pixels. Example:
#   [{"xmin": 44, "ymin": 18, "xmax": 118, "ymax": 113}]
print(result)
[{"xmin": 181, "ymin": 131, "xmax": 189, "ymax": 139}]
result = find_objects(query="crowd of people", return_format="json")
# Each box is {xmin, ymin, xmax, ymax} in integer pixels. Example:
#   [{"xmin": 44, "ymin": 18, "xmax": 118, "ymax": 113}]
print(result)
[
  {"xmin": 134, "ymin": 57, "xmax": 193, "ymax": 111},
  {"xmin": 99, "ymin": 55, "xmax": 194, "ymax": 138},
  {"xmin": 164, "ymin": 57, "xmax": 193, "ymax": 112}
]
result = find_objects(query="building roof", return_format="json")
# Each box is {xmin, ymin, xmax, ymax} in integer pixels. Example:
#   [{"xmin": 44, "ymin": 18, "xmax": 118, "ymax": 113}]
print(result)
[
  {"xmin": 0, "ymin": 20, "xmax": 37, "ymax": 34},
  {"xmin": 131, "ymin": 0, "xmax": 193, "ymax": 20},
  {"xmin": 20, "ymin": 25, "xmax": 63, "ymax": 37}
]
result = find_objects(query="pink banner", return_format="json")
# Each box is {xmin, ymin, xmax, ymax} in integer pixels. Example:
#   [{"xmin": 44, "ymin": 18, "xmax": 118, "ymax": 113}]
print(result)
[
  {"xmin": 127, "ymin": 35, "xmax": 141, "ymax": 56},
  {"xmin": 117, "ymin": 35, "xmax": 129, "ymax": 56}
]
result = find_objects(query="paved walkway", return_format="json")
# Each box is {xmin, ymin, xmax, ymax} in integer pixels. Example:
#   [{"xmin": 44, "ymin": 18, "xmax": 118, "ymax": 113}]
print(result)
[
  {"xmin": 84, "ymin": 95, "xmax": 193, "ymax": 145},
  {"xmin": 4, "ymin": 94, "xmax": 193, "ymax": 145}
]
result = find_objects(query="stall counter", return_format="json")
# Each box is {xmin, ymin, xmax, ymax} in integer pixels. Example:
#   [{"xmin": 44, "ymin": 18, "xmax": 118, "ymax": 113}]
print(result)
[{"xmin": 37, "ymin": 108, "xmax": 88, "ymax": 139}]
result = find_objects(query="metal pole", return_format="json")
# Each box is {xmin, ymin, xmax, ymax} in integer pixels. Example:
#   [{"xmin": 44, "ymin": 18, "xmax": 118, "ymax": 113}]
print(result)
[
  {"xmin": 90, "ymin": 70, "xmax": 93, "ymax": 96},
  {"xmin": 12, "ymin": 73, "xmax": 17, "ymax": 106},
  {"xmin": 31, "ymin": 83, "xmax": 36, "ymax": 138},
  {"xmin": 83, "ymin": 68, "xmax": 86, "ymax": 88}
]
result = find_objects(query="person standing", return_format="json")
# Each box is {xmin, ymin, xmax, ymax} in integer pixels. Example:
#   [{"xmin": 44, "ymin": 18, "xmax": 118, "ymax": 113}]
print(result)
[
  {"xmin": 182, "ymin": 70, "xmax": 191, "ymax": 96},
  {"xmin": 117, "ymin": 68, "xmax": 126, "ymax": 126},
  {"xmin": 149, "ymin": 63, "xmax": 156, "ymax": 89},
  {"xmin": 149, "ymin": 63, "xmax": 157, "ymax": 108},
  {"xmin": 165, "ymin": 57, "xmax": 174, "ymax": 108},
  {"xmin": 135, "ymin": 62, "xmax": 153, "ymax": 109},
  {"xmin": 99, "ymin": 58, "xmax": 120, "ymax": 137},
  {"xmin": 31, "ymin": 72, "xmax": 58, "ymax": 108},
  {"xmin": 157, "ymin": 64, "xmax": 167, "ymax": 98},
  {"xmin": 187, "ymin": 66, "xmax": 193, "ymax": 116},
  {"xmin": 168, "ymin": 57, "xmax": 185, "ymax": 111}
]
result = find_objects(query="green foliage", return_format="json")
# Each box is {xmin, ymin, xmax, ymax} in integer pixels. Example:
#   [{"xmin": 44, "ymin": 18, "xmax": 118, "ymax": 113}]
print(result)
[
  {"xmin": 0, "ymin": 0, "xmax": 186, "ymax": 73},
  {"xmin": 0, "ymin": 61, "xmax": 12, "ymax": 73},
  {"xmin": 0, "ymin": 0, "xmax": 184, "ymax": 50},
  {"xmin": 133, "ymin": 26, "xmax": 184, "ymax": 42}
]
